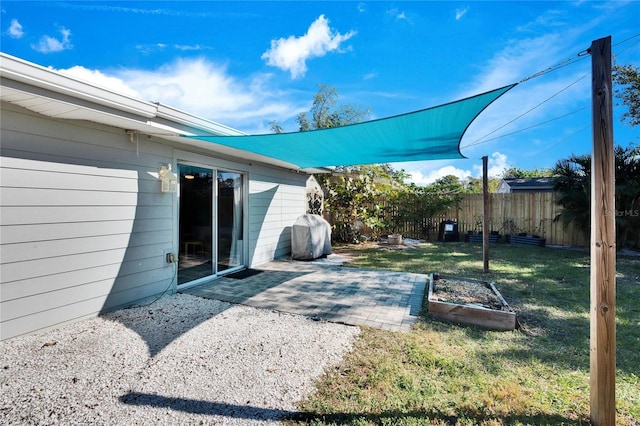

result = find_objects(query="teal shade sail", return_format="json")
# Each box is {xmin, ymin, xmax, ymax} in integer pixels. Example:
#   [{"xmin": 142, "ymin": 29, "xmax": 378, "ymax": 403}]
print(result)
[{"xmin": 186, "ymin": 84, "xmax": 516, "ymax": 169}]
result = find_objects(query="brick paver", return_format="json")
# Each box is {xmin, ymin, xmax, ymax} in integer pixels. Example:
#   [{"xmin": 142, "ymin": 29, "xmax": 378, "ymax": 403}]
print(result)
[{"xmin": 180, "ymin": 255, "xmax": 428, "ymax": 331}]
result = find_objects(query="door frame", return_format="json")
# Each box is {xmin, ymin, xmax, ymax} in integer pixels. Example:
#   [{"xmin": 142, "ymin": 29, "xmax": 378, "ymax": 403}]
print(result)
[{"xmin": 172, "ymin": 150, "xmax": 249, "ymax": 290}]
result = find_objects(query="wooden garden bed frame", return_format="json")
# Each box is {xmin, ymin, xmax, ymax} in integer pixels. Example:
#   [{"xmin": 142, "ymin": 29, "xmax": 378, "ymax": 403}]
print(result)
[{"xmin": 427, "ymin": 273, "xmax": 517, "ymax": 331}]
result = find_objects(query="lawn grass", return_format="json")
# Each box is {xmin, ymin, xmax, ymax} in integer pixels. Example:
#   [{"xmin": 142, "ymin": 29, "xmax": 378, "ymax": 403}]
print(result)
[{"xmin": 289, "ymin": 242, "xmax": 640, "ymax": 425}]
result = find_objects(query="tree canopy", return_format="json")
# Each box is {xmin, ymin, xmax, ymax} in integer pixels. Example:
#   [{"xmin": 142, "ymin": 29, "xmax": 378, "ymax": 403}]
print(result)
[
  {"xmin": 501, "ymin": 166, "xmax": 554, "ymax": 179},
  {"xmin": 613, "ymin": 63, "xmax": 640, "ymax": 127},
  {"xmin": 296, "ymin": 84, "xmax": 371, "ymax": 131}
]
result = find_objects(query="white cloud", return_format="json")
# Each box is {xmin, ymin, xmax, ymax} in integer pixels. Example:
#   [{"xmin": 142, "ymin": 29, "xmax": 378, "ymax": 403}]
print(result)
[
  {"xmin": 407, "ymin": 165, "xmax": 474, "ymax": 186},
  {"xmin": 174, "ymin": 44, "xmax": 206, "ymax": 51},
  {"xmin": 455, "ymin": 7, "xmax": 469, "ymax": 20},
  {"xmin": 135, "ymin": 43, "xmax": 208, "ymax": 54},
  {"xmin": 261, "ymin": 14, "xmax": 356, "ymax": 79},
  {"xmin": 458, "ymin": 8, "xmax": 599, "ymax": 100},
  {"xmin": 135, "ymin": 43, "xmax": 168, "ymax": 54},
  {"xmin": 471, "ymin": 152, "xmax": 509, "ymax": 177},
  {"xmin": 463, "ymin": 34, "xmax": 570, "ymax": 95},
  {"xmin": 32, "ymin": 27, "xmax": 72, "ymax": 53},
  {"xmin": 490, "ymin": 152, "xmax": 509, "ymax": 176},
  {"xmin": 398, "ymin": 152, "xmax": 509, "ymax": 186},
  {"xmin": 117, "ymin": 58, "xmax": 257, "ymax": 115},
  {"xmin": 54, "ymin": 58, "xmax": 304, "ymax": 132},
  {"xmin": 8, "ymin": 19, "xmax": 24, "ymax": 38},
  {"xmin": 363, "ymin": 71, "xmax": 378, "ymax": 80},
  {"xmin": 56, "ymin": 66, "xmax": 140, "ymax": 97},
  {"xmin": 386, "ymin": 7, "xmax": 406, "ymax": 20},
  {"xmin": 516, "ymin": 9, "xmax": 568, "ymax": 32}
]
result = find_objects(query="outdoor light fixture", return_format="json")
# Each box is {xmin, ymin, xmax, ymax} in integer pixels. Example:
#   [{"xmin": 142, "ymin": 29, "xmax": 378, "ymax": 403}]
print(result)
[{"xmin": 159, "ymin": 164, "xmax": 177, "ymax": 193}]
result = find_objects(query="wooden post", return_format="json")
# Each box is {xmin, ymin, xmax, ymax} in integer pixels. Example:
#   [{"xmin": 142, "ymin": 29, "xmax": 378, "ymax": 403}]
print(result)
[
  {"xmin": 589, "ymin": 35, "xmax": 616, "ymax": 425},
  {"xmin": 482, "ymin": 155, "xmax": 489, "ymax": 273}
]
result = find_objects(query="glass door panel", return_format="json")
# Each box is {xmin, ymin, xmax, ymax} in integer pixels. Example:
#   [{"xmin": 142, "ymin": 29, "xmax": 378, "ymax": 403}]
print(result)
[
  {"xmin": 217, "ymin": 171, "xmax": 244, "ymax": 272},
  {"xmin": 178, "ymin": 165, "xmax": 213, "ymax": 285}
]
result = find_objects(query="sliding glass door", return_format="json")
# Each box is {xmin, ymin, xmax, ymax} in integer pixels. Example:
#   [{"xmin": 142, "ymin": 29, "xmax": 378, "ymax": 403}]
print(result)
[
  {"xmin": 177, "ymin": 163, "xmax": 245, "ymax": 286},
  {"xmin": 217, "ymin": 171, "xmax": 244, "ymax": 272}
]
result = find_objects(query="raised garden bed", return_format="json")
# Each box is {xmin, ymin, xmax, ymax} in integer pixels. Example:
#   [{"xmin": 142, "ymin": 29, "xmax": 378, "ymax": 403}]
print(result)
[
  {"xmin": 427, "ymin": 273, "xmax": 516, "ymax": 331},
  {"xmin": 507, "ymin": 233, "xmax": 546, "ymax": 247},
  {"xmin": 464, "ymin": 232, "xmax": 500, "ymax": 243}
]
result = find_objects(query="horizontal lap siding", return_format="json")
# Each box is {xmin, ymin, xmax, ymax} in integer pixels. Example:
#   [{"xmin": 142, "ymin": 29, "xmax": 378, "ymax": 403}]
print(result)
[
  {"xmin": 248, "ymin": 173, "xmax": 306, "ymax": 266},
  {"xmin": 1, "ymin": 103, "xmax": 310, "ymax": 340},
  {"xmin": 0, "ymin": 104, "xmax": 175, "ymax": 340}
]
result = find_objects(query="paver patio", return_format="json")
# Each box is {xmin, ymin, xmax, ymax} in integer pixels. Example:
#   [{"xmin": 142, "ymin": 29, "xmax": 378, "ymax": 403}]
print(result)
[{"xmin": 179, "ymin": 254, "xmax": 428, "ymax": 331}]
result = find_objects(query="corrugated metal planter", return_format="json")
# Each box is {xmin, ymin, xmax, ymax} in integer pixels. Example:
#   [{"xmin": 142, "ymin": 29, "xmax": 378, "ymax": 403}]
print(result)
[
  {"xmin": 507, "ymin": 234, "xmax": 546, "ymax": 247},
  {"xmin": 464, "ymin": 231, "xmax": 501, "ymax": 243}
]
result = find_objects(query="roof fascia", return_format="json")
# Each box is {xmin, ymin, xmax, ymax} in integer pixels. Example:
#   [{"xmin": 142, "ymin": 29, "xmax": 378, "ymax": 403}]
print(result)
[
  {"xmin": 154, "ymin": 103, "xmax": 246, "ymax": 136},
  {"xmin": 0, "ymin": 53, "xmax": 247, "ymax": 138},
  {"xmin": 0, "ymin": 52, "xmax": 157, "ymax": 118}
]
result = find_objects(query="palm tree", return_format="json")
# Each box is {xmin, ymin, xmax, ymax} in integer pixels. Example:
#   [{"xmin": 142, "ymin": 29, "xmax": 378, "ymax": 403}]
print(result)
[
  {"xmin": 552, "ymin": 154, "xmax": 591, "ymax": 239},
  {"xmin": 553, "ymin": 146, "xmax": 640, "ymax": 249}
]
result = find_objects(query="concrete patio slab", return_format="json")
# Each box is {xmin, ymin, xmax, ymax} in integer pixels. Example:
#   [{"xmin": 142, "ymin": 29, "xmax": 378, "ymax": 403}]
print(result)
[{"xmin": 179, "ymin": 255, "xmax": 428, "ymax": 331}]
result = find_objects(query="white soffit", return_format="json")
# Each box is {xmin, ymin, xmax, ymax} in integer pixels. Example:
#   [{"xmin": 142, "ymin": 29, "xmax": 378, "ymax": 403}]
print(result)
[{"xmin": 0, "ymin": 53, "xmax": 157, "ymax": 117}]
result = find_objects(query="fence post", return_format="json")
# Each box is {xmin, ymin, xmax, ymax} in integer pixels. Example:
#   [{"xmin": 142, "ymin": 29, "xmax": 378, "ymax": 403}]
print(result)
[
  {"xmin": 589, "ymin": 35, "xmax": 616, "ymax": 426},
  {"xmin": 482, "ymin": 155, "xmax": 489, "ymax": 273}
]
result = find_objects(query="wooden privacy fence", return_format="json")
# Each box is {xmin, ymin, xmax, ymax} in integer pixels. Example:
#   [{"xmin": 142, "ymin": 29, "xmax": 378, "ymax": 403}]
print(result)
[
  {"xmin": 328, "ymin": 192, "xmax": 590, "ymax": 247},
  {"xmin": 444, "ymin": 192, "xmax": 588, "ymax": 246}
]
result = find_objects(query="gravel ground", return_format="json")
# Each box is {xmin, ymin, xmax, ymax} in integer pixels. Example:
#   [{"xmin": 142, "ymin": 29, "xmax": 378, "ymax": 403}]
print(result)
[{"xmin": 0, "ymin": 294, "xmax": 360, "ymax": 425}]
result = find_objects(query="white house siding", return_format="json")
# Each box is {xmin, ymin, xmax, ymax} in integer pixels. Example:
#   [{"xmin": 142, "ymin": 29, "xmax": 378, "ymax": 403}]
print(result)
[
  {"xmin": 0, "ymin": 102, "xmax": 308, "ymax": 340},
  {"xmin": 248, "ymin": 171, "xmax": 307, "ymax": 267}
]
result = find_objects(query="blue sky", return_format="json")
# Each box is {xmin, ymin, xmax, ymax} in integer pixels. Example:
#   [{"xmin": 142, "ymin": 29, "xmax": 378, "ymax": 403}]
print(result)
[{"xmin": 2, "ymin": 1, "xmax": 639, "ymax": 184}]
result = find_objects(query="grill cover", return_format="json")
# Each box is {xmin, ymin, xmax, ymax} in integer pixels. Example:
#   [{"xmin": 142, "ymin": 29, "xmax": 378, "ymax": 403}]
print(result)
[{"xmin": 291, "ymin": 214, "xmax": 332, "ymax": 260}]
